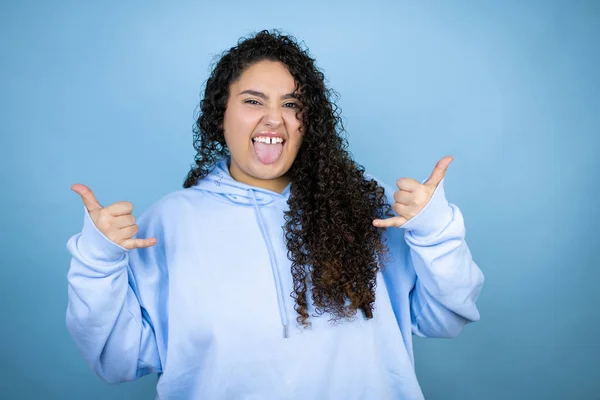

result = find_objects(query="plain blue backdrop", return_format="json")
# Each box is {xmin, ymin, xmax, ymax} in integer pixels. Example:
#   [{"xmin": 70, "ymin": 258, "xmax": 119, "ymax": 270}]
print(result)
[{"xmin": 1, "ymin": 1, "xmax": 598, "ymax": 399}]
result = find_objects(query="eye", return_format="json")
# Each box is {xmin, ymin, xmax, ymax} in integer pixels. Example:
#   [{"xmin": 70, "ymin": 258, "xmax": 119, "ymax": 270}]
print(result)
[
  {"xmin": 283, "ymin": 102, "xmax": 299, "ymax": 108},
  {"xmin": 244, "ymin": 99, "xmax": 261, "ymax": 105}
]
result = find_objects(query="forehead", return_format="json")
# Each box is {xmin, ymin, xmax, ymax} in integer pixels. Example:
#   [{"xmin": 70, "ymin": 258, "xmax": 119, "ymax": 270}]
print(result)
[{"xmin": 233, "ymin": 60, "xmax": 296, "ymax": 91}]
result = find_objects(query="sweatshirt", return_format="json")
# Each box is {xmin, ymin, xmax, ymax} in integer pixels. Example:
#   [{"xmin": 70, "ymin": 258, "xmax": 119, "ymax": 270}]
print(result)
[{"xmin": 65, "ymin": 156, "xmax": 484, "ymax": 400}]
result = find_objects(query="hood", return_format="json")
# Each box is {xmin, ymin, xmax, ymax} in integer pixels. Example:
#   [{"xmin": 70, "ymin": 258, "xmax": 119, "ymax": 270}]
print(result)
[{"xmin": 191, "ymin": 156, "xmax": 291, "ymax": 206}]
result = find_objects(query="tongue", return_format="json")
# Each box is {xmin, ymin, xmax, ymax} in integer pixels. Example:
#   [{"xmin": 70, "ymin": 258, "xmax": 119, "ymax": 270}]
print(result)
[{"xmin": 253, "ymin": 141, "xmax": 284, "ymax": 164}]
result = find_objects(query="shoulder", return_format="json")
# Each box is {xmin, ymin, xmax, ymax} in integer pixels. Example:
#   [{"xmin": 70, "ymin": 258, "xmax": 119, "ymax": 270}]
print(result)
[
  {"xmin": 363, "ymin": 171, "xmax": 396, "ymax": 205},
  {"xmin": 136, "ymin": 187, "xmax": 204, "ymax": 228},
  {"xmin": 154, "ymin": 187, "xmax": 202, "ymax": 208},
  {"xmin": 363, "ymin": 170, "xmax": 411, "ymax": 251}
]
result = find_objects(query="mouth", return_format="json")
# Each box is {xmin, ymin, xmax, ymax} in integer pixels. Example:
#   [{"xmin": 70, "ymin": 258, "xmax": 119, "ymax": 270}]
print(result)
[
  {"xmin": 251, "ymin": 136, "xmax": 287, "ymax": 144},
  {"xmin": 251, "ymin": 136, "xmax": 287, "ymax": 165}
]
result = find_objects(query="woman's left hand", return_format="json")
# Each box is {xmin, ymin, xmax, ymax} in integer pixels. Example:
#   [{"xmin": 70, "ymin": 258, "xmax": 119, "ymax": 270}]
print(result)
[{"xmin": 372, "ymin": 156, "xmax": 453, "ymax": 228}]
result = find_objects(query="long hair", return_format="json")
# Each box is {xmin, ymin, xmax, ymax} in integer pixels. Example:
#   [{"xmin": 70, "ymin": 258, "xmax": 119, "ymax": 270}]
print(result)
[{"xmin": 183, "ymin": 30, "xmax": 394, "ymax": 327}]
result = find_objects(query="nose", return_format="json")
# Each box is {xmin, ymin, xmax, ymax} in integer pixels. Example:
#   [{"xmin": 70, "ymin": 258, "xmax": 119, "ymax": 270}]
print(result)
[{"xmin": 262, "ymin": 105, "xmax": 283, "ymax": 129}]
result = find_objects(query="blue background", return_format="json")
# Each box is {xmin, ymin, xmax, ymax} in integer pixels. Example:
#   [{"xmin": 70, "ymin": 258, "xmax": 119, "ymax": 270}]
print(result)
[{"xmin": 1, "ymin": 1, "xmax": 598, "ymax": 399}]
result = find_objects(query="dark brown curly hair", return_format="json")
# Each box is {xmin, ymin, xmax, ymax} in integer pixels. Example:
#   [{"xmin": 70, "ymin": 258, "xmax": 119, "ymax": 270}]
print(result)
[{"xmin": 183, "ymin": 29, "xmax": 394, "ymax": 327}]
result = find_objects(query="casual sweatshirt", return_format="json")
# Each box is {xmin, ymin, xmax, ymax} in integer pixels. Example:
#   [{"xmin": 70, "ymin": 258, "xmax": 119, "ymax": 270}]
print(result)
[{"xmin": 65, "ymin": 156, "xmax": 484, "ymax": 400}]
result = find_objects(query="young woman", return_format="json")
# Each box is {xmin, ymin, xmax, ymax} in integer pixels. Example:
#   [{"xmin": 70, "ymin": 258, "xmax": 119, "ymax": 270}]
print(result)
[{"xmin": 67, "ymin": 30, "xmax": 484, "ymax": 400}]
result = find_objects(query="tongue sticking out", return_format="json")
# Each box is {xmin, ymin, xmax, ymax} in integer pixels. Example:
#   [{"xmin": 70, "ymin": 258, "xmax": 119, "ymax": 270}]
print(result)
[{"xmin": 253, "ymin": 141, "xmax": 284, "ymax": 164}]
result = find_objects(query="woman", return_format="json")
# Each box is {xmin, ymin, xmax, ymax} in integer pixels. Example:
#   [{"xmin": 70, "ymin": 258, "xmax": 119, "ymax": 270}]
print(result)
[{"xmin": 66, "ymin": 30, "xmax": 484, "ymax": 400}]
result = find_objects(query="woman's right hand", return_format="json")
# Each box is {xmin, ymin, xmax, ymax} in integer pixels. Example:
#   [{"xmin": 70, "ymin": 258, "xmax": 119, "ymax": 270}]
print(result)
[{"xmin": 71, "ymin": 184, "xmax": 157, "ymax": 250}]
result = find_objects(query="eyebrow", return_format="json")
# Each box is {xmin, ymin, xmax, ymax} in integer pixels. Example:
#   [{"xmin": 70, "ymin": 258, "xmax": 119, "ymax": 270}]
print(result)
[{"xmin": 238, "ymin": 89, "xmax": 298, "ymax": 100}]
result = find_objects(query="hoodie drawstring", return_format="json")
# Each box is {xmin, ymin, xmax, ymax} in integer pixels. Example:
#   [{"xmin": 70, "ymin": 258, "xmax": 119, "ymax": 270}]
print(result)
[{"xmin": 248, "ymin": 189, "xmax": 290, "ymax": 339}]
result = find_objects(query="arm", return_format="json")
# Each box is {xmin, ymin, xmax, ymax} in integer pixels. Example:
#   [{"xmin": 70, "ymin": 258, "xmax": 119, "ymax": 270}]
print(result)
[
  {"xmin": 401, "ymin": 178, "xmax": 484, "ymax": 338},
  {"xmin": 66, "ymin": 204, "xmax": 165, "ymax": 383}
]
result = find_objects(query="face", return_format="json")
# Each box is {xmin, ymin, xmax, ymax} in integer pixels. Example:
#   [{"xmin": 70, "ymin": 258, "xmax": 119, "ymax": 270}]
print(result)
[{"xmin": 222, "ymin": 60, "xmax": 304, "ymax": 193}]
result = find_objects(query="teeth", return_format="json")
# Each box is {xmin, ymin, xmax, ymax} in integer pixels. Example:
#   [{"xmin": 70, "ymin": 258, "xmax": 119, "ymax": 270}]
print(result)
[{"xmin": 253, "ymin": 137, "xmax": 284, "ymax": 144}]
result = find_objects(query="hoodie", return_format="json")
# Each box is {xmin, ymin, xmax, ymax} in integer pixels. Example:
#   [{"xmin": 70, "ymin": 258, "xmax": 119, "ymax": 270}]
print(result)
[{"xmin": 65, "ymin": 156, "xmax": 484, "ymax": 400}]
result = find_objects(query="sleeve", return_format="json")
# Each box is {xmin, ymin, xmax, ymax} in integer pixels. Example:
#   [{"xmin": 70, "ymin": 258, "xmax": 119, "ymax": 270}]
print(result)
[
  {"xmin": 65, "ymin": 201, "xmax": 167, "ymax": 383},
  {"xmin": 375, "ymin": 175, "xmax": 484, "ymax": 338}
]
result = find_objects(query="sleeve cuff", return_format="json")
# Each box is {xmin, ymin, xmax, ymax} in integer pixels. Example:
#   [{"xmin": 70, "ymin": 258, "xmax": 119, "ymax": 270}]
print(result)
[
  {"xmin": 77, "ymin": 205, "xmax": 129, "ymax": 263},
  {"xmin": 401, "ymin": 178, "xmax": 453, "ymax": 238}
]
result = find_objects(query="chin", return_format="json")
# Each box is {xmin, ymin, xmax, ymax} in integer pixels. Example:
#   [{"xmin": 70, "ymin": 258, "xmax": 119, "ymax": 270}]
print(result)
[{"xmin": 249, "ymin": 163, "xmax": 289, "ymax": 180}]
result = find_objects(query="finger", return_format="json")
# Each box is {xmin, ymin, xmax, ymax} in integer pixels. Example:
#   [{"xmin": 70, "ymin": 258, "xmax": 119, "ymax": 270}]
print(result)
[
  {"xmin": 396, "ymin": 178, "xmax": 420, "ymax": 192},
  {"xmin": 393, "ymin": 190, "xmax": 414, "ymax": 206},
  {"xmin": 121, "ymin": 237, "xmax": 157, "ymax": 250},
  {"xmin": 105, "ymin": 201, "xmax": 134, "ymax": 216},
  {"xmin": 425, "ymin": 156, "xmax": 453, "ymax": 187},
  {"xmin": 113, "ymin": 214, "xmax": 136, "ymax": 229},
  {"xmin": 372, "ymin": 216, "xmax": 408, "ymax": 228},
  {"xmin": 71, "ymin": 184, "xmax": 102, "ymax": 212},
  {"xmin": 114, "ymin": 224, "xmax": 139, "ymax": 241},
  {"xmin": 392, "ymin": 203, "xmax": 417, "ymax": 220}
]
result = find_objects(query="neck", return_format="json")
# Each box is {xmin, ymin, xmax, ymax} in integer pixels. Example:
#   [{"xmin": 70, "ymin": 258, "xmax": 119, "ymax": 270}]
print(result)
[{"xmin": 228, "ymin": 163, "xmax": 290, "ymax": 194}]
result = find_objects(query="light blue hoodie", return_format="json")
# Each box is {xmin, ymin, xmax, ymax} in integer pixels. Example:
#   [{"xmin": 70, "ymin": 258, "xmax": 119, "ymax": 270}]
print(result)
[{"xmin": 66, "ymin": 156, "xmax": 484, "ymax": 400}]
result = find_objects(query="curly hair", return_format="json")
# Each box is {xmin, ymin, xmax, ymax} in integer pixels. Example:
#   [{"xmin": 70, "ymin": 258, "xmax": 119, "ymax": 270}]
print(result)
[{"xmin": 183, "ymin": 29, "xmax": 394, "ymax": 327}]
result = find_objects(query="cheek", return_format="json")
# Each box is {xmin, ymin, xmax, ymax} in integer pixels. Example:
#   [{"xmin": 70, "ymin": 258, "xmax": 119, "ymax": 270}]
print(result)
[
  {"xmin": 224, "ymin": 109, "xmax": 258, "ymax": 141},
  {"xmin": 285, "ymin": 115, "xmax": 304, "ymax": 137},
  {"xmin": 287, "ymin": 128, "xmax": 304, "ymax": 150}
]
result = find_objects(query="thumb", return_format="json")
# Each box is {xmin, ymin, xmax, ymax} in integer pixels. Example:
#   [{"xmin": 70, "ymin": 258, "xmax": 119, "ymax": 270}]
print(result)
[
  {"xmin": 425, "ymin": 156, "xmax": 453, "ymax": 187},
  {"xmin": 71, "ymin": 183, "xmax": 102, "ymax": 212}
]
